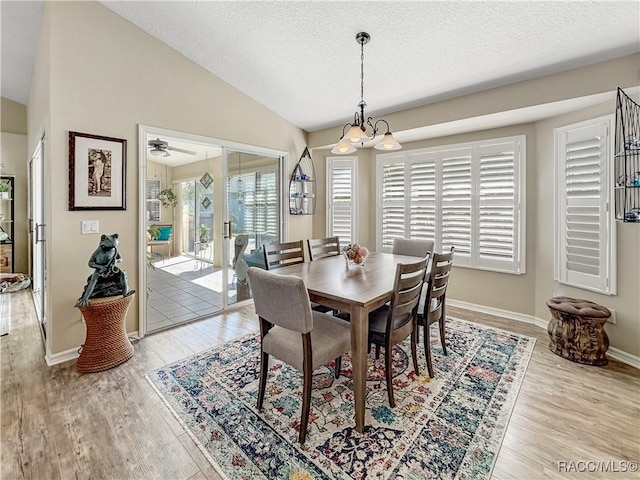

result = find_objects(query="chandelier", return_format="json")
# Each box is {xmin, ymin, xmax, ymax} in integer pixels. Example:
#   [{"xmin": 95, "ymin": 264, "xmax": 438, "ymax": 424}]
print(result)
[{"xmin": 332, "ymin": 32, "xmax": 402, "ymax": 155}]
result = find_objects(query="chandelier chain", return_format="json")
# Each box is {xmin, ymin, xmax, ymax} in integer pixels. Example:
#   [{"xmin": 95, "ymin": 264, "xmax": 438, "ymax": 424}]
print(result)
[{"xmin": 360, "ymin": 38, "xmax": 365, "ymax": 105}]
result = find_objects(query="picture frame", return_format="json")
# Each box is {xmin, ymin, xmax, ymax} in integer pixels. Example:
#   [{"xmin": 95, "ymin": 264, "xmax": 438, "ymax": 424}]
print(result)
[{"xmin": 69, "ymin": 131, "xmax": 127, "ymax": 210}]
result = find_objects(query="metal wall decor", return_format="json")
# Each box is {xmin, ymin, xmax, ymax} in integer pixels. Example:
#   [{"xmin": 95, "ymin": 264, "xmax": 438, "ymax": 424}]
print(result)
[
  {"xmin": 289, "ymin": 147, "xmax": 316, "ymax": 215},
  {"xmin": 614, "ymin": 87, "xmax": 640, "ymax": 223}
]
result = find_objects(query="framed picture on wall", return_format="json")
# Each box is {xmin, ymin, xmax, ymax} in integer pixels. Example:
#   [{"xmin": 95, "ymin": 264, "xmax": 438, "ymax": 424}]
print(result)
[{"xmin": 69, "ymin": 131, "xmax": 127, "ymax": 210}]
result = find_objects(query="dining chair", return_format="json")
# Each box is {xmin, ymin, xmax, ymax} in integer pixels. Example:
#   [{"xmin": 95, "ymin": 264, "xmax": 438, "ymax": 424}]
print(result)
[
  {"xmin": 248, "ymin": 267, "xmax": 351, "ymax": 444},
  {"xmin": 263, "ymin": 240, "xmax": 305, "ymax": 270},
  {"xmin": 307, "ymin": 236, "xmax": 341, "ymax": 261},
  {"xmin": 367, "ymin": 256, "xmax": 429, "ymax": 407},
  {"xmin": 417, "ymin": 247, "xmax": 454, "ymax": 378},
  {"xmin": 264, "ymin": 240, "xmax": 332, "ymax": 313},
  {"xmin": 391, "ymin": 237, "xmax": 434, "ymax": 258}
]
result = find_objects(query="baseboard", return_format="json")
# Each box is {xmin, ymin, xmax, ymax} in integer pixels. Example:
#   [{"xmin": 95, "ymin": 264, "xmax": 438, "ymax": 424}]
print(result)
[
  {"xmin": 607, "ymin": 347, "xmax": 640, "ymax": 370},
  {"xmin": 448, "ymin": 299, "xmax": 549, "ymax": 329},
  {"xmin": 44, "ymin": 330, "xmax": 140, "ymax": 366},
  {"xmin": 448, "ymin": 299, "xmax": 640, "ymax": 369},
  {"xmin": 45, "ymin": 347, "xmax": 79, "ymax": 366}
]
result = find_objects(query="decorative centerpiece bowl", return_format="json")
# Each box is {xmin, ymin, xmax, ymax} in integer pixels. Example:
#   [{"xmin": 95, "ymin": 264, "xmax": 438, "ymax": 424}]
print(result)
[{"xmin": 343, "ymin": 243, "xmax": 369, "ymax": 268}]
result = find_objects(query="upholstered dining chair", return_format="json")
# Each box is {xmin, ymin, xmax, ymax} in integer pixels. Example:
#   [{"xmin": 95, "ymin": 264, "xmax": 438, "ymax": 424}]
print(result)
[
  {"xmin": 367, "ymin": 256, "xmax": 429, "ymax": 408},
  {"xmin": 264, "ymin": 240, "xmax": 332, "ymax": 313},
  {"xmin": 248, "ymin": 267, "xmax": 352, "ymax": 444},
  {"xmin": 391, "ymin": 237, "xmax": 434, "ymax": 258},
  {"xmin": 263, "ymin": 240, "xmax": 305, "ymax": 270},
  {"xmin": 417, "ymin": 247, "xmax": 454, "ymax": 378},
  {"xmin": 307, "ymin": 236, "xmax": 341, "ymax": 261}
]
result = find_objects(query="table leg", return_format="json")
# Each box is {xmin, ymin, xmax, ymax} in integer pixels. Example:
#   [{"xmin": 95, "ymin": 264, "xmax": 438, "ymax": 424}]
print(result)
[{"xmin": 350, "ymin": 305, "xmax": 368, "ymax": 433}]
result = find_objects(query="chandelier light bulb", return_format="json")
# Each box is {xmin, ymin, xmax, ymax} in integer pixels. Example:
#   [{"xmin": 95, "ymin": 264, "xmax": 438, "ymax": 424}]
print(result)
[
  {"xmin": 331, "ymin": 138, "xmax": 357, "ymax": 154},
  {"xmin": 345, "ymin": 125, "xmax": 368, "ymax": 144},
  {"xmin": 374, "ymin": 132, "xmax": 402, "ymax": 151}
]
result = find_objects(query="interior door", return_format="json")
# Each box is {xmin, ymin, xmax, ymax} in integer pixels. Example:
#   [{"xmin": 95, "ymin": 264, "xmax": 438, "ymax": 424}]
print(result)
[
  {"xmin": 29, "ymin": 137, "xmax": 47, "ymax": 334},
  {"xmin": 225, "ymin": 150, "xmax": 281, "ymax": 307}
]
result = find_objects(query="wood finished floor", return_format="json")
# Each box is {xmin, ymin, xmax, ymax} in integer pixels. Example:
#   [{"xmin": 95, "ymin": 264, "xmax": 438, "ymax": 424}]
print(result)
[{"xmin": 2, "ymin": 289, "xmax": 639, "ymax": 480}]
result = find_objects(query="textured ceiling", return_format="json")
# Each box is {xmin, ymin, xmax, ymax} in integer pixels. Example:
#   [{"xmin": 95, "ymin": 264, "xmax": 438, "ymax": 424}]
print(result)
[{"xmin": 2, "ymin": 1, "xmax": 639, "ymax": 134}]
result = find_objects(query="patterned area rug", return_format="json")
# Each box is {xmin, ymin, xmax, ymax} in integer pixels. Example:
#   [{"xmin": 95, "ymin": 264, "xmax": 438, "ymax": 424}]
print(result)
[{"xmin": 147, "ymin": 318, "xmax": 535, "ymax": 479}]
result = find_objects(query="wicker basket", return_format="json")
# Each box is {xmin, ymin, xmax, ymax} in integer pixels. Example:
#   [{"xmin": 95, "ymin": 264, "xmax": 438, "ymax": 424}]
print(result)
[{"xmin": 77, "ymin": 294, "xmax": 135, "ymax": 373}]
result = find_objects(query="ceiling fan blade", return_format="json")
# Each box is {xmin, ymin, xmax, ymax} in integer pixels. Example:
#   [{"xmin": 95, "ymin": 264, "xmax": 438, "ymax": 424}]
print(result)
[{"xmin": 167, "ymin": 146, "xmax": 197, "ymax": 155}]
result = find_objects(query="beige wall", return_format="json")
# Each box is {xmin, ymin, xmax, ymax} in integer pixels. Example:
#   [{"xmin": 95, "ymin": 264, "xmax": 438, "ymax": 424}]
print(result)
[
  {"xmin": 535, "ymin": 101, "xmax": 640, "ymax": 358},
  {"xmin": 311, "ymin": 101, "xmax": 640, "ymax": 359},
  {"xmin": 313, "ymin": 124, "xmax": 538, "ymax": 316},
  {"xmin": 30, "ymin": 1, "xmax": 308, "ymax": 356},
  {"xmin": 1, "ymin": 97, "xmax": 28, "ymax": 135}
]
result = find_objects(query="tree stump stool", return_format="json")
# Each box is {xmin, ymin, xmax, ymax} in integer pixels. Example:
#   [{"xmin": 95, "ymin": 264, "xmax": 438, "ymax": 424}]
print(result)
[
  {"xmin": 546, "ymin": 296, "xmax": 611, "ymax": 366},
  {"xmin": 77, "ymin": 294, "xmax": 135, "ymax": 372}
]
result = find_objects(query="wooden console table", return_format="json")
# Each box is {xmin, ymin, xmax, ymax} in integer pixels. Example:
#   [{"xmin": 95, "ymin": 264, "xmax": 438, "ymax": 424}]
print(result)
[{"xmin": 546, "ymin": 296, "xmax": 611, "ymax": 366}]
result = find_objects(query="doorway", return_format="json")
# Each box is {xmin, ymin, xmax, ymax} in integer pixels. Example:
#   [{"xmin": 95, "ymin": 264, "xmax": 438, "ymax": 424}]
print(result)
[
  {"xmin": 28, "ymin": 135, "xmax": 47, "ymax": 337},
  {"xmin": 139, "ymin": 126, "xmax": 285, "ymax": 336}
]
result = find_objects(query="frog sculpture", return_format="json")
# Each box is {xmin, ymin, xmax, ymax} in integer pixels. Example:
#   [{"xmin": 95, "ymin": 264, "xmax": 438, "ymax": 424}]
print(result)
[{"xmin": 75, "ymin": 233, "xmax": 135, "ymax": 307}]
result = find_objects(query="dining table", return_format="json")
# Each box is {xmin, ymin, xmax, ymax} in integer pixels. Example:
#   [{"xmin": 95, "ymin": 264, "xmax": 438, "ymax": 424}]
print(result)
[{"xmin": 272, "ymin": 251, "xmax": 422, "ymax": 433}]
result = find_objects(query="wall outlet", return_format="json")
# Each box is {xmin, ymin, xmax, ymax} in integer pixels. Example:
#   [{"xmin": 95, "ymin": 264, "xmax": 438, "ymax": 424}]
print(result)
[{"xmin": 607, "ymin": 308, "xmax": 616, "ymax": 325}]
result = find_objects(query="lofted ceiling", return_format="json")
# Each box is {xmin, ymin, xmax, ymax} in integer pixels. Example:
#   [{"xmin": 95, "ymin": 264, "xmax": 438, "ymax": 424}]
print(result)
[{"xmin": 2, "ymin": 1, "xmax": 639, "ymax": 137}]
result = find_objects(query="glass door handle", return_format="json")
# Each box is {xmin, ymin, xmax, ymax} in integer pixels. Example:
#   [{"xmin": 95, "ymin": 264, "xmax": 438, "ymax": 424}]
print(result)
[
  {"xmin": 224, "ymin": 221, "xmax": 232, "ymax": 239},
  {"xmin": 35, "ymin": 223, "xmax": 46, "ymax": 243}
]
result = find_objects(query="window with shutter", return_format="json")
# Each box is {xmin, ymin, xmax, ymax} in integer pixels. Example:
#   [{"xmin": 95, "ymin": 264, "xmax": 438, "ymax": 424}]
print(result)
[
  {"xmin": 478, "ymin": 142, "xmax": 521, "ymax": 272},
  {"xmin": 441, "ymin": 150, "xmax": 473, "ymax": 265},
  {"xmin": 379, "ymin": 158, "xmax": 405, "ymax": 249},
  {"xmin": 409, "ymin": 153, "xmax": 437, "ymax": 242},
  {"xmin": 327, "ymin": 157, "xmax": 356, "ymax": 246},
  {"xmin": 377, "ymin": 136, "xmax": 525, "ymax": 274},
  {"xmin": 555, "ymin": 116, "xmax": 615, "ymax": 294},
  {"xmin": 146, "ymin": 179, "xmax": 161, "ymax": 222}
]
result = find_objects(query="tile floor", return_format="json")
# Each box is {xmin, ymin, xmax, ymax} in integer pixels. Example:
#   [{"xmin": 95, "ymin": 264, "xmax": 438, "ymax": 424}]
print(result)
[{"xmin": 146, "ymin": 255, "xmax": 225, "ymax": 333}]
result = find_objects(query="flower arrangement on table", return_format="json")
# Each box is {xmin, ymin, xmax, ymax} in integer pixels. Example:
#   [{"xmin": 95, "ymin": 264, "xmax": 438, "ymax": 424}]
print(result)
[
  {"xmin": 342, "ymin": 243, "xmax": 369, "ymax": 267},
  {"xmin": 157, "ymin": 188, "xmax": 178, "ymax": 208}
]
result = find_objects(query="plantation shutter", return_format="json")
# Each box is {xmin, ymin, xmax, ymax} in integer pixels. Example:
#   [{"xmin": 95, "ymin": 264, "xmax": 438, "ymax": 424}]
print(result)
[
  {"xmin": 441, "ymin": 150, "xmax": 472, "ymax": 265},
  {"xmin": 477, "ymin": 142, "xmax": 521, "ymax": 272},
  {"xmin": 380, "ymin": 158, "xmax": 405, "ymax": 249},
  {"xmin": 327, "ymin": 158, "xmax": 355, "ymax": 246},
  {"xmin": 556, "ymin": 120, "xmax": 613, "ymax": 293},
  {"xmin": 256, "ymin": 172, "xmax": 278, "ymax": 244},
  {"xmin": 408, "ymin": 153, "xmax": 437, "ymax": 242}
]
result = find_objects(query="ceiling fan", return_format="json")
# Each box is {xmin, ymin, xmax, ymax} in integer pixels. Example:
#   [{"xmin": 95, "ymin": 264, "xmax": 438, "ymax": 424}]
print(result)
[{"xmin": 148, "ymin": 138, "xmax": 197, "ymax": 157}]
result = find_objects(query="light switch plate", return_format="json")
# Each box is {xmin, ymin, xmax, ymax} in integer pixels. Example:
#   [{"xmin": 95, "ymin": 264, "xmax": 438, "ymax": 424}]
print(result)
[{"xmin": 81, "ymin": 220, "xmax": 99, "ymax": 234}]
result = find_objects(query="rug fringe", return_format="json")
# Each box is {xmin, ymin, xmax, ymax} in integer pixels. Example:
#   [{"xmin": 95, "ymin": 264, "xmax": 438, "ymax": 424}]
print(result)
[{"xmin": 145, "ymin": 374, "xmax": 233, "ymax": 480}]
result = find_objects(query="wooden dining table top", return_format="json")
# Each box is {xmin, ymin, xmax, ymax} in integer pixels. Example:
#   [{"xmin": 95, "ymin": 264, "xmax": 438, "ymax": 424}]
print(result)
[{"xmin": 272, "ymin": 251, "xmax": 422, "ymax": 308}]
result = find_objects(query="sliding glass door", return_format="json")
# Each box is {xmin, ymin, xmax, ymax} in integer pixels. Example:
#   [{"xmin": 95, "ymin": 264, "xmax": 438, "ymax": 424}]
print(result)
[{"xmin": 225, "ymin": 151, "xmax": 281, "ymax": 307}]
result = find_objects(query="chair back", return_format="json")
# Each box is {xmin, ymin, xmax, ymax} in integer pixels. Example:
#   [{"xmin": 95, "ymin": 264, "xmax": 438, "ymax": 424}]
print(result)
[
  {"xmin": 307, "ymin": 236, "xmax": 340, "ymax": 261},
  {"xmin": 263, "ymin": 240, "xmax": 305, "ymax": 270},
  {"xmin": 392, "ymin": 238, "xmax": 434, "ymax": 258},
  {"xmin": 248, "ymin": 267, "xmax": 314, "ymax": 333},
  {"xmin": 387, "ymin": 256, "xmax": 430, "ymax": 333},
  {"xmin": 422, "ymin": 247, "xmax": 454, "ymax": 322}
]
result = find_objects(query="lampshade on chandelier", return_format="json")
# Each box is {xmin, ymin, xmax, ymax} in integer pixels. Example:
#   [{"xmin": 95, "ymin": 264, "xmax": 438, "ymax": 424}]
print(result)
[{"xmin": 332, "ymin": 32, "xmax": 402, "ymax": 155}]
